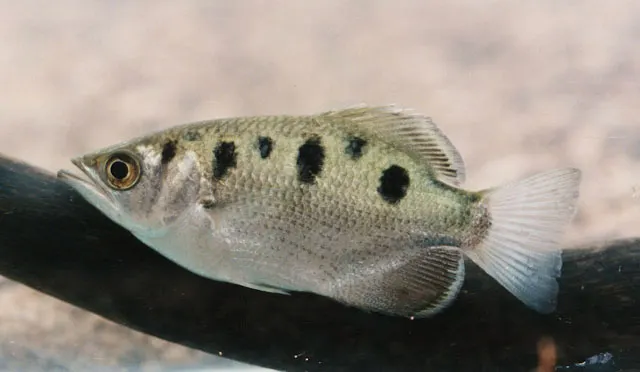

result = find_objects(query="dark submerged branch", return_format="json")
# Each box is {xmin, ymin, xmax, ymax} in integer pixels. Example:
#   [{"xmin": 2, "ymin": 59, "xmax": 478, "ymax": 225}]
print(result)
[{"xmin": 0, "ymin": 154, "xmax": 637, "ymax": 372}]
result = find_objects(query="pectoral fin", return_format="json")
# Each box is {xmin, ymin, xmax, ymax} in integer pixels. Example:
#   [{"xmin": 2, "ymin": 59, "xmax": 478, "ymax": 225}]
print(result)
[{"xmin": 329, "ymin": 246, "xmax": 465, "ymax": 318}]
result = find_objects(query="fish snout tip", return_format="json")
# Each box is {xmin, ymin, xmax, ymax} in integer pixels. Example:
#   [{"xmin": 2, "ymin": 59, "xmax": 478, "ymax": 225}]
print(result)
[
  {"xmin": 55, "ymin": 157, "xmax": 84, "ymax": 180},
  {"xmin": 56, "ymin": 168, "xmax": 74, "ymax": 180},
  {"xmin": 70, "ymin": 156, "xmax": 84, "ymax": 168}
]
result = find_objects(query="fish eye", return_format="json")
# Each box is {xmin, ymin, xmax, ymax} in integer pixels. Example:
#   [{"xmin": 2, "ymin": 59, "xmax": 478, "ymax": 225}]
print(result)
[{"xmin": 104, "ymin": 152, "xmax": 141, "ymax": 190}]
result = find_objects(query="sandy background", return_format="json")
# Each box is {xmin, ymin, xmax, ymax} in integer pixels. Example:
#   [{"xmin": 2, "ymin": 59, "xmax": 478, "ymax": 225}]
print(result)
[{"xmin": 0, "ymin": 1, "xmax": 639, "ymax": 370}]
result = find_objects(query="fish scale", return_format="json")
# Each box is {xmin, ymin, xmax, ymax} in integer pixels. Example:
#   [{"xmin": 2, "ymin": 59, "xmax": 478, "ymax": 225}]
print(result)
[{"xmin": 57, "ymin": 104, "xmax": 582, "ymax": 318}]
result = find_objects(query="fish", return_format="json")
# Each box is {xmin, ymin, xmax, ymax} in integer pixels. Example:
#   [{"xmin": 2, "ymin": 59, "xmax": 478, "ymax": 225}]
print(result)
[{"xmin": 57, "ymin": 105, "xmax": 582, "ymax": 318}]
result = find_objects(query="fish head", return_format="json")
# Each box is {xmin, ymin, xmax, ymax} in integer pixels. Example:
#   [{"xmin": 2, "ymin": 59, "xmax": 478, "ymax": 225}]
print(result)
[{"xmin": 57, "ymin": 137, "xmax": 202, "ymax": 237}]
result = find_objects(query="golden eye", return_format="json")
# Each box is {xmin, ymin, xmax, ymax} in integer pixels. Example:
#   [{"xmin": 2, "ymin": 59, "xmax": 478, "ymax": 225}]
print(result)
[{"xmin": 104, "ymin": 152, "xmax": 141, "ymax": 190}]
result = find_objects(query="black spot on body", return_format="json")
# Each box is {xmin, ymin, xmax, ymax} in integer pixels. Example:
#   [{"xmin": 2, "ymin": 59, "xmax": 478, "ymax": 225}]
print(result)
[
  {"xmin": 213, "ymin": 141, "xmax": 237, "ymax": 180},
  {"xmin": 183, "ymin": 130, "xmax": 201, "ymax": 142},
  {"xmin": 296, "ymin": 136, "xmax": 325, "ymax": 184},
  {"xmin": 257, "ymin": 136, "xmax": 273, "ymax": 159},
  {"xmin": 201, "ymin": 199, "xmax": 215, "ymax": 209},
  {"xmin": 345, "ymin": 136, "xmax": 367, "ymax": 159},
  {"xmin": 161, "ymin": 140, "xmax": 177, "ymax": 165},
  {"xmin": 378, "ymin": 165, "xmax": 410, "ymax": 204}
]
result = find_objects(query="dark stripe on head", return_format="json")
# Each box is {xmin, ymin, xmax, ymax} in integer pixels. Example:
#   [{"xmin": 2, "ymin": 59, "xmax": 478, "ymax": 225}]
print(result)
[
  {"xmin": 213, "ymin": 141, "xmax": 237, "ymax": 180},
  {"xmin": 378, "ymin": 165, "xmax": 410, "ymax": 204},
  {"xmin": 258, "ymin": 136, "xmax": 273, "ymax": 159},
  {"xmin": 161, "ymin": 140, "xmax": 178, "ymax": 165},
  {"xmin": 296, "ymin": 136, "xmax": 325, "ymax": 184},
  {"xmin": 345, "ymin": 136, "xmax": 367, "ymax": 160}
]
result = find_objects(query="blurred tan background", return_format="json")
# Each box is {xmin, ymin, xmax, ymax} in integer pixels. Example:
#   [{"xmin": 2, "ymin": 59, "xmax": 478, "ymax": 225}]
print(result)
[{"xmin": 0, "ymin": 1, "xmax": 639, "ymax": 370}]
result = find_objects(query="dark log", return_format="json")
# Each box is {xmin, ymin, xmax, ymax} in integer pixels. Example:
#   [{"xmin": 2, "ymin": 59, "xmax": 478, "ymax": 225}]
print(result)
[{"xmin": 0, "ymin": 154, "xmax": 637, "ymax": 372}]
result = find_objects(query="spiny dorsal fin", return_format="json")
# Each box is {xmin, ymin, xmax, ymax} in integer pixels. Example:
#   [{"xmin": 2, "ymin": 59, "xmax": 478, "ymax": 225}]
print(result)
[{"xmin": 319, "ymin": 104, "xmax": 466, "ymax": 186}]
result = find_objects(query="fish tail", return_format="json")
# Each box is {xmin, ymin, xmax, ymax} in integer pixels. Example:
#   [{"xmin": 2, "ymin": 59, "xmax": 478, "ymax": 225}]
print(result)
[{"xmin": 464, "ymin": 168, "xmax": 582, "ymax": 313}]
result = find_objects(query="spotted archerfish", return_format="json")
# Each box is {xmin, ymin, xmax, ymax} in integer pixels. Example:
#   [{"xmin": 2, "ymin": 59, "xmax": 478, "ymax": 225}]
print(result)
[{"xmin": 57, "ymin": 105, "xmax": 582, "ymax": 318}]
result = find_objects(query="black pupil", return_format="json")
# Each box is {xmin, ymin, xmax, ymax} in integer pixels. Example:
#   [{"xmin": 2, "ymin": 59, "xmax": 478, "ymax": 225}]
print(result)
[{"xmin": 110, "ymin": 160, "xmax": 129, "ymax": 180}]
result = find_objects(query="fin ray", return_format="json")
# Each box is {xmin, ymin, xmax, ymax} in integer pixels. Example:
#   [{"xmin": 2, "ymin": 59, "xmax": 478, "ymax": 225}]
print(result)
[
  {"xmin": 243, "ymin": 282, "xmax": 291, "ymax": 295},
  {"xmin": 465, "ymin": 168, "xmax": 582, "ymax": 313}
]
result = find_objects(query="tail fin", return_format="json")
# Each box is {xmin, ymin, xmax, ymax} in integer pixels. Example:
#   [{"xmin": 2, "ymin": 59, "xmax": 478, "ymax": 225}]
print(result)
[{"xmin": 464, "ymin": 168, "xmax": 582, "ymax": 313}]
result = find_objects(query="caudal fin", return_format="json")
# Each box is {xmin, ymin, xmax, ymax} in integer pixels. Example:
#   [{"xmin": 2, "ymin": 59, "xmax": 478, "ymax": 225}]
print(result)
[{"xmin": 465, "ymin": 168, "xmax": 582, "ymax": 313}]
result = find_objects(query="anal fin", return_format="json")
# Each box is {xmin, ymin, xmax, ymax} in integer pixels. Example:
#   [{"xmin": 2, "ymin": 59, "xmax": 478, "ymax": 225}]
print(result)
[{"xmin": 330, "ymin": 246, "xmax": 465, "ymax": 318}]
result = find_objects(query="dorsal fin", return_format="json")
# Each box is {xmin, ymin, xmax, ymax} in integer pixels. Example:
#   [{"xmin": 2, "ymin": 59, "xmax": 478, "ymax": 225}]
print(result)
[{"xmin": 319, "ymin": 104, "xmax": 466, "ymax": 186}]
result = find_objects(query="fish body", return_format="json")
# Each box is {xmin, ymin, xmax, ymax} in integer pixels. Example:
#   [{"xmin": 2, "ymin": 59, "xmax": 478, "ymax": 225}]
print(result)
[{"xmin": 57, "ymin": 105, "xmax": 581, "ymax": 318}]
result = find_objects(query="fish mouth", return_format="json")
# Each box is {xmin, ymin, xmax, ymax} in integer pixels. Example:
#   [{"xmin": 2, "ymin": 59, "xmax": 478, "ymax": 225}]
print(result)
[{"xmin": 57, "ymin": 157, "xmax": 116, "ymax": 206}]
